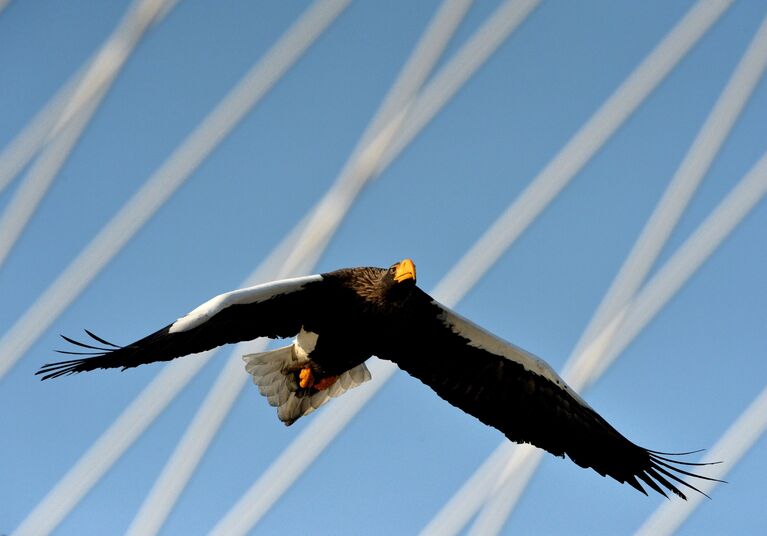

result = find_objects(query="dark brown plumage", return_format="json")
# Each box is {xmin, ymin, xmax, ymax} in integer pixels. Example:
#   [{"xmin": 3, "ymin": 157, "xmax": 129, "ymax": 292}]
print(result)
[{"xmin": 38, "ymin": 259, "xmax": 719, "ymax": 499}]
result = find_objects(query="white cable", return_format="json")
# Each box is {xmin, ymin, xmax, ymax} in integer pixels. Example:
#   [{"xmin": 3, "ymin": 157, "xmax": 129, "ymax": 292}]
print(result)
[
  {"xmin": 216, "ymin": 0, "xmax": 732, "ymax": 528},
  {"xmin": 418, "ymin": 441, "xmax": 518, "ymax": 536},
  {"xmin": 279, "ymin": 0, "xmax": 476, "ymax": 276},
  {"xmin": 19, "ymin": 0, "xmax": 498, "ymax": 530},
  {"xmin": 208, "ymin": 358, "xmax": 400, "ymax": 536},
  {"xmin": 208, "ymin": 2, "xmax": 552, "ymax": 534},
  {"xmin": 375, "ymin": 0, "xmax": 542, "ymax": 177},
  {"xmin": 598, "ymin": 149, "xmax": 767, "ymax": 377},
  {"xmin": 11, "ymin": 354, "xmax": 214, "ymax": 536},
  {"xmin": 466, "ymin": 12, "xmax": 767, "ymax": 536},
  {"xmin": 432, "ymin": 0, "xmax": 734, "ymax": 307},
  {"xmin": 10, "ymin": 3, "xmax": 352, "ymax": 535},
  {"xmin": 0, "ymin": 0, "xmax": 178, "ymax": 198},
  {"xmin": 280, "ymin": 0, "xmax": 544, "ymax": 273},
  {"xmin": 422, "ymin": 2, "xmax": 736, "ymax": 535},
  {"xmin": 124, "ymin": 3, "xmax": 475, "ymax": 534},
  {"xmin": 468, "ymin": 11, "xmax": 767, "ymax": 534},
  {"xmin": 635, "ymin": 384, "xmax": 767, "ymax": 536},
  {"xmin": 467, "ymin": 145, "xmax": 767, "ymax": 536},
  {"xmin": 0, "ymin": 69, "xmax": 80, "ymax": 197},
  {"xmin": 40, "ymin": 1, "xmax": 540, "ymax": 532},
  {"xmin": 0, "ymin": 86, "xmax": 106, "ymax": 269},
  {"xmin": 0, "ymin": 0, "xmax": 181, "ymax": 267},
  {"xmin": 567, "ymin": 12, "xmax": 767, "ymax": 380},
  {"xmin": 123, "ymin": 342, "xmax": 266, "ymax": 536},
  {"xmin": 209, "ymin": 241, "xmax": 522, "ymax": 536},
  {"xmin": 51, "ymin": 0, "xmax": 182, "ymax": 142},
  {"xmin": 0, "ymin": 0, "xmax": 351, "ymax": 382}
]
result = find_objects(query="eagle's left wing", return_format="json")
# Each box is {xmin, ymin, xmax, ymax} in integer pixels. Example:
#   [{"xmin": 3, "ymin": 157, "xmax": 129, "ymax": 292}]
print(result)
[{"xmin": 377, "ymin": 292, "xmax": 717, "ymax": 498}]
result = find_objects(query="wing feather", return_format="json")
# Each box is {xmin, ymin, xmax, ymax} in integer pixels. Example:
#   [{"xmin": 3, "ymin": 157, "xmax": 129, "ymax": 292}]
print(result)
[
  {"xmin": 377, "ymin": 291, "xmax": 718, "ymax": 498},
  {"xmin": 37, "ymin": 275, "xmax": 324, "ymax": 379}
]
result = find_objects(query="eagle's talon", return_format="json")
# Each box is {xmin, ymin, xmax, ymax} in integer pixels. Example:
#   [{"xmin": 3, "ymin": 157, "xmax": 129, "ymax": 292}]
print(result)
[
  {"xmin": 297, "ymin": 367, "xmax": 337, "ymax": 392},
  {"xmin": 298, "ymin": 367, "xmax": 314, "ymax": 389}
]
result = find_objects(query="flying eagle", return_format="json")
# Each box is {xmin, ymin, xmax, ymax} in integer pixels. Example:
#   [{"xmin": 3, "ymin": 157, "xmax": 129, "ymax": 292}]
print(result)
[{"xmin": 38, "ymin": 259, "xmax": 716, "ymax": 499}]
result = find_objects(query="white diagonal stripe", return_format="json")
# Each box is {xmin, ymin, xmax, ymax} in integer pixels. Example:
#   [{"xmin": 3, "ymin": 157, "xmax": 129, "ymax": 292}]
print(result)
[
  {"xmin": 0, "ymin": 0, "xmax": 350, "ymax": 382},
  {"xmin": 125, "ymin": 2, "xmax": 474, "ymax": 534},
  {"xmin": 635, "ymin": 384, "xmax": 767, "ymax": 536},
  {"xmin": 422, "ymin": 0, "xmax": 742, "ymax": 533},
  {"xmin": 468, "ymin": 148, "xmax": 767, "ymax": 536},
  {"xmin": 10, "ymin": 2, "xmax": 352, "ymax": 534},
  {"xmin": 208, "ymin": 2, "xmax": 549, "ymax": 535},
  {"xmin": 0, "ymin": 0, "xmax": 179, "ymax": 197}
]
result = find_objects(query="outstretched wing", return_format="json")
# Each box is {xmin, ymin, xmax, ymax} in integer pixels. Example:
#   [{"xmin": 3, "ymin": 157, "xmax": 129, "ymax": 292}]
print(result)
[
  {"xmin": 378, "ymin": 291, "xmax": 718, "ymax": 498},
  {"xmin": 38, "ymin": 275, "xmax": 325, "ymax": 380}
]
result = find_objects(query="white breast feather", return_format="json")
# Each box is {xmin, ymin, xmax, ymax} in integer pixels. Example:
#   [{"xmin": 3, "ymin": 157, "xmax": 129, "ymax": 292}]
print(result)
[
  {"xmin": 435, "ymin": 301, "xmax": 590, "ymax": 408},
  {"xmin": 294, "ymin": 328, "xmax": 318, "ymax": 361},
  {"xmin": 169, "ymin": 274, "xmax": 322, "ymax": 333}
]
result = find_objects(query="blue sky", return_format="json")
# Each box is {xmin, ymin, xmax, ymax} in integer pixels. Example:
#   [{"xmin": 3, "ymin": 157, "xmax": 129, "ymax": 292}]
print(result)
[{"xmin": 1, "ymin": 1, "xmax": 766, "ymax": 534}]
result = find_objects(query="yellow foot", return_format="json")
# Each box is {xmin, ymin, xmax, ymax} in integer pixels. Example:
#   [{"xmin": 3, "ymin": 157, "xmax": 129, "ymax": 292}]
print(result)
[
  {"xmin": 297, "ymin": 367, "xmax": 337, "ymax": 391},
  {"xmin": 298, "ymin": 367, "xmax": 314, "ymax": 389}
]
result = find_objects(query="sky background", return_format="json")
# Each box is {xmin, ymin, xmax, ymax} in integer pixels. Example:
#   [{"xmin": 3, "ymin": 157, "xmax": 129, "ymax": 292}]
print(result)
[{"xmin": 1, "ymin": 1, "xmax": 766, "ymax": 534}]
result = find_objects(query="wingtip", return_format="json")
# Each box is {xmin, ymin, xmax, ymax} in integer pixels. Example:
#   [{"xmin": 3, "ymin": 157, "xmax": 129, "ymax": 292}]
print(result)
[
  {"xmin": 645, "ymin": 450, "xmax": 723, "ymax": 499},
  {"xmin": 83, "ymin": 329, "xmax": 121, "ymax": 348},
  {"xmin": 36, "ymin": 367, "xmax": 70, "ymax": 381},
  {"xmin": 36, "ymin": 356, "xmax": 90, "ymax": 380}
]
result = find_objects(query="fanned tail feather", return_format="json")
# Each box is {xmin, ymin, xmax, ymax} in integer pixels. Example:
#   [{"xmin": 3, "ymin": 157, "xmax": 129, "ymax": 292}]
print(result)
[{"xmin": 243, "ymin": 345, "xmax": 371, "ymax": 425}]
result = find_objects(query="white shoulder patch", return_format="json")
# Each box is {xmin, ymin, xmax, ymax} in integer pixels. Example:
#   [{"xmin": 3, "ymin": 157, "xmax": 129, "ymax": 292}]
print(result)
[
  {"xmin": 169, "ymin": 274, "xmax": 322, "ymax": 333},
  {"xmin": 434, "ymin": 301, "xmax": 589, "ymax": 408}
]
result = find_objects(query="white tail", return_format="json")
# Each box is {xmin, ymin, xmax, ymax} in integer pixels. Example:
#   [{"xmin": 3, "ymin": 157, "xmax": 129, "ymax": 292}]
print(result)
[{"xmin": 243, "ymin": 344, "xmax": 372, "ymax": 425}]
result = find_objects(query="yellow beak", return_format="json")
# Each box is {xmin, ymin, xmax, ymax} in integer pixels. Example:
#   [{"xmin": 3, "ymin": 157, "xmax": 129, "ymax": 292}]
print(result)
[{"xmin": 394, "ymin": 258, "xmax": 416, "ymax": 283}]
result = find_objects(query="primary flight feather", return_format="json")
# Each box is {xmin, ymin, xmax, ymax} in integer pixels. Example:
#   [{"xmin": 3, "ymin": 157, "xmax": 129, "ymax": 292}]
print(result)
[{"xmin": 38, "ymin": 259, "xmax": 718, "ymax": 499}]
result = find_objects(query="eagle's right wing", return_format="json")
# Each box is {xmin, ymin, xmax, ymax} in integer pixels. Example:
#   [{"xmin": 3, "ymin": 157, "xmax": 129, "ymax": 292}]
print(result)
[{"xmin": 37, "ymin": 274, "xmax": 324, "ymax": 379}]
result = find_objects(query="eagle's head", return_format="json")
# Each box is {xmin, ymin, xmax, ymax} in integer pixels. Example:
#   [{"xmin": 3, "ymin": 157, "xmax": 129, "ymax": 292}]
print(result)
[
  {"xmin": 333, "ymin": 259, "xmax": 417, "ymax": 309},
  {"xmin": 384, "ymin": 258, "xmax": 416, "ymax": 286},
  {"xmin": 377, "ymin": 258, "xmax": 417, "ymax": 306}
]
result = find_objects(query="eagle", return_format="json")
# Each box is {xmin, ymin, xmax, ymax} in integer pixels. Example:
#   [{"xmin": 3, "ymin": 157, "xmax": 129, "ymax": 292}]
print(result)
[{"xmin": 38, "ymin": 259, "xmax": 716, "ymax": 499}]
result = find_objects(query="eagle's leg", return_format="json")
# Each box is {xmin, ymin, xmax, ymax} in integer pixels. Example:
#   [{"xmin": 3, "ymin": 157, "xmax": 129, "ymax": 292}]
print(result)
[
  {"xmin": 297, "ymin": 366, "xmax": 338, "ymax": 392},
  {"xmin": 313, "ymin": 375, "xmax": 338, "ymax": 390}
]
